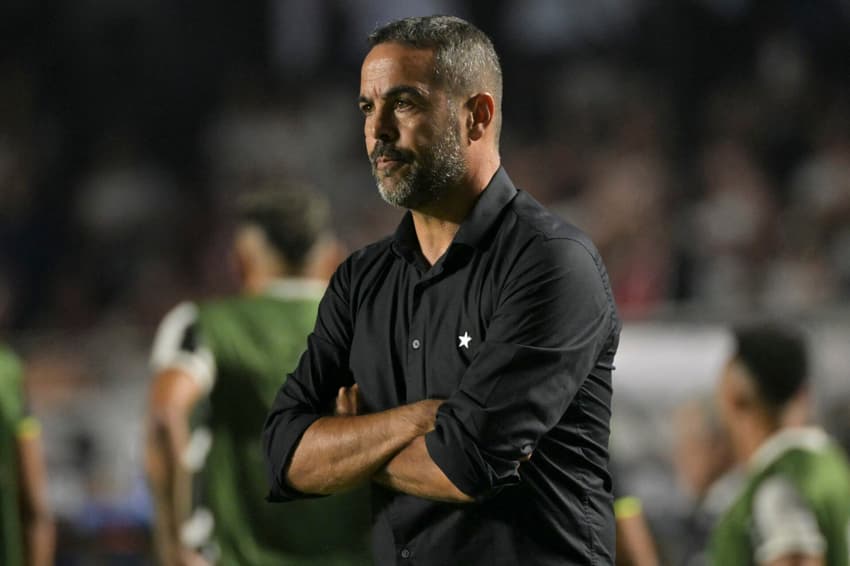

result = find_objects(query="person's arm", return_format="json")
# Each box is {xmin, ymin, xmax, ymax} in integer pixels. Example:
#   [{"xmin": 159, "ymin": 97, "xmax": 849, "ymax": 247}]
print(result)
[
  {"xmin": 146, "ymin": 367, "xmax": 208, "ymax": 566},
  {"xmin": 16, "ymin": 418, "xmax": 55, "ymax": 566},
  {"xmin": 265, "ymin": 257, "xmax": 421, "ymax": 499},
  {"xmin": 333, "ymin": 384, "xmax": 470, "ymax": 502},
  {"xmin": 383, "ymin": 237, "xmax": 618, "ymax": 501},
  {"xmin": 614, "ymin": 496, "xmax": 659, "ymax": 566},
  {"xmin": 373, "ymin": 436, "xmax": 473, "ymax": 502},
  {"xmin": 285, "ymin": 399, "xmax": 443, "ymax": 495},
  {"xmin": 752, "ymin": 475, "xmax": 825, "ymax": 566}
]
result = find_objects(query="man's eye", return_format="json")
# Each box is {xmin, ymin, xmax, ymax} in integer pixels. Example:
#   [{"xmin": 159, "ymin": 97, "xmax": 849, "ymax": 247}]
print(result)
[
  {"xmin": 394, "ymin": 99, "xmax": 413, "ymax": 110},
  {"xmin": 360, "ymin": 103, "xmax": 373, "ymax": 115}
]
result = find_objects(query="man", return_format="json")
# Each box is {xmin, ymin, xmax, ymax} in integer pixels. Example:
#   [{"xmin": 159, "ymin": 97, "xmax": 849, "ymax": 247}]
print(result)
[
  {"xmin": 146, "ymin": 187, "xmax": 372, "ymax": 565},
  {"xmin": 711, "ymin": 323, "xmax": 850, "ymax": 566},
  {"xmin": 672, "ymin": 397, "xmax": 740, "ymax": 566},
  {"xmin": 263, "ymin": 16, "xmax": 620, "ymax": 565},
  {"xmin": 0, "ymin": 343, "xmax": 55, "ymax": 566}
]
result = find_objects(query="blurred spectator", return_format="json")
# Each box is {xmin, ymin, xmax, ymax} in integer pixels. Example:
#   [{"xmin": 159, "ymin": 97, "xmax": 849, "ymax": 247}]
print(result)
[
  {"xmin": 0, "ymin": 343, "xmax": 55, "ymax": 566},
  {"xmin": 146, "ymin": 184, "xmax": 370, "ymax": 565},
  {"xmin": 671, "ymin": 397, "xmax": 741, "ymax": 566},
  {"xmin": 690, "ymin": 140, "xmax": 778, "ymax": 309},
  {"xmin": 711, "ymin": 322, "xmax": 850, "ymax": 565}
]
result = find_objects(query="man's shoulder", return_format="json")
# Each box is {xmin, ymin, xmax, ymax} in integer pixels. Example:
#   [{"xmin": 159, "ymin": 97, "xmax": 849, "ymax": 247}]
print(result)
[
  {"xmin": 507, "ymin": 190, "xmax": 599, "ymax": 250},
  {"xmin": 335, "ymin": 235, "xmax": 396, "ymax": 280},
  {"xmin": 349, "ymin": 234, "xmax": 396, "ymax": 262},
  {"xmin": 502, "ymin": 190, "xmax": 604, "ymax": 270}
]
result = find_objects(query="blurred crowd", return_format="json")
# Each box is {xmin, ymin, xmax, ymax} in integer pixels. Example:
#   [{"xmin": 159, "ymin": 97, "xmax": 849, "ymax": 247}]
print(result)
[
  {"xmin": 2, "ymin": 0, "xmax": 849, "ymax": 333},
  {"xmin": 1, "ymin": 0, "xmax": 849, "ymax": 562}
]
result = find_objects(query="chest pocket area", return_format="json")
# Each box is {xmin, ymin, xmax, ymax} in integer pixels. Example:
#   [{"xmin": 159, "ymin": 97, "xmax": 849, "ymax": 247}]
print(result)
[{"xmin": 425, "ymin": 322, "xmax": 486, "ymax": 399}]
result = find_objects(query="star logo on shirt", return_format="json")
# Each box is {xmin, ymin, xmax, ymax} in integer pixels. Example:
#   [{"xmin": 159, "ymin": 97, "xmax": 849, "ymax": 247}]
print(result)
[{"xmin": 458, "ymin": 331, "xmax": 472, "ymax": 349}]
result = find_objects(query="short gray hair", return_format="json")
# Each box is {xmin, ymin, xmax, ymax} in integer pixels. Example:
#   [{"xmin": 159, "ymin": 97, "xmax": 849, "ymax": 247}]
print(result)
[{"xmin": 368, "ymin": 15, "xmax": 503, "ymax": 145}]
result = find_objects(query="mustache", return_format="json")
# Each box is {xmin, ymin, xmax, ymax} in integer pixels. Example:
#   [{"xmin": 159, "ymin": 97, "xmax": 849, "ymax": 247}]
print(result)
[{"xmin": 370, "ymin": 142, "xmax": 413, "ymax": 166}]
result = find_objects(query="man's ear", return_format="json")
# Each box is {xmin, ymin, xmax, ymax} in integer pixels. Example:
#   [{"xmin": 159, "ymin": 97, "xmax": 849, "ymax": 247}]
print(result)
[{"xmin": 466, "ymin": 93, "xmax": 495, "ymax": 142}]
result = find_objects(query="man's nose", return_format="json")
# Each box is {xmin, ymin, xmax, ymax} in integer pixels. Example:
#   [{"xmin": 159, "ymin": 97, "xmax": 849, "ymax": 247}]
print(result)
[{"xmin": 372, "ymin": 107, "xmax": 399, "ymax": 143}]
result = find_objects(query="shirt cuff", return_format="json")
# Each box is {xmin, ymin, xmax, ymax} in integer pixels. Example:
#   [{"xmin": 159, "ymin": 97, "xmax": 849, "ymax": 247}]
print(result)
[
  {"xmin": 424, "ymin": 405, "xmax": 519, "ymax": 501},
  {"xmin": 264, "ymin": 412, "xmax": 323, "ymax": 502}
]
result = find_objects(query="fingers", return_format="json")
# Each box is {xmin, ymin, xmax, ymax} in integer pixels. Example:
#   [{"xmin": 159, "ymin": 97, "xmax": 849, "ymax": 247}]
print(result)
[{"xmin": 334, "ymin": 384, "xmax": 361, "ymax": 416}]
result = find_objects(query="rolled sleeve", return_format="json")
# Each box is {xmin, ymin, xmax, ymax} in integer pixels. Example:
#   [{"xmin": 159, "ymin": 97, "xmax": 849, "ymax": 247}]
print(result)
[
  {"xmin": 262, "ymin": 262, "xmax": 356, "ymax": 501},
  {"xmin": 426, "ymin": 237, "xmax": 616, "ymax": 498}
]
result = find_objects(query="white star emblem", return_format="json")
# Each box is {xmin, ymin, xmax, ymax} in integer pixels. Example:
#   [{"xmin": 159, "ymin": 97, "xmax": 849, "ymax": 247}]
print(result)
[{"xmin": 458, "ymin": 331, "xmax": 472, "ymax": 349}]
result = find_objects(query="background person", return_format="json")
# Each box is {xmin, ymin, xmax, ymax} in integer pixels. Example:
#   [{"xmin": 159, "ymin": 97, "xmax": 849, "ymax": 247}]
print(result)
[
  {"xmin": 146, "ymin": 185, "xmax": 371, "ymax": 566},
  {"xmin": 671, "ymin": 396, "xmax": 741, "ymax": 566},
  {"xmin": 711, "ymin": 322, "xmax": 850, "ymax": 566},
  {"xmin": 0, "ymin": 343, "xmax": 55, "ymax": 566}
]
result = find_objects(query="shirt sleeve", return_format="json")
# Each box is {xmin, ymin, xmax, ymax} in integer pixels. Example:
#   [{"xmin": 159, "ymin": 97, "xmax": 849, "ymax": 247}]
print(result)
[
  {"xmin": 752, "ymin": 475, "xmax": 825, "ymax": 564},
  {"xmin": 262, "ymin": 260, "xmax": 356, "ymax": 501},
  {"xmin": 425, "ymin": 236, "xmax": 617, "ymax": 499},
  {"xmin": 150, "ymin": 301, "xmax": 216, "ymax": 394}
]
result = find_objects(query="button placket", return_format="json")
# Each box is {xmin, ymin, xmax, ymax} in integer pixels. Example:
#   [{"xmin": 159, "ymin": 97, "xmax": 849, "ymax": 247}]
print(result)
[{"xmin": 406, "ymin": 280, "xmax": 429, "ymax": 400}]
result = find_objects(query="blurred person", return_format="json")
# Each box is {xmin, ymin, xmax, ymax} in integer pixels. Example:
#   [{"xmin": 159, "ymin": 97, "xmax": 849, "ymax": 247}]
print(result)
[
  {"xmin": 614, "ymin": 493, "xmax": 660, "ymax": 566},
  {"xmin": 264, "ymin": 15, "xmax": 620, "ymax": 566},
  {"xmin": 146, "ymin": 186, "xmax": 371, "ymax": 566},
  {"xmin": 710, "ymin": 323, "xmax": 850, "ymax": 566},
  {"xmin": 578, "ymin": 151, "xmax": 672, "ymax": 317},
  {"xmin": 692, "ymin": 141, "xmax": 778, "ymax": 309},
  {"xmin": 672, "ymin": 397, "xmax": 741, "ymax": 566},
  {"xmin": 0, "ymin": 343, "xmax": 55, "ymax": 566}
]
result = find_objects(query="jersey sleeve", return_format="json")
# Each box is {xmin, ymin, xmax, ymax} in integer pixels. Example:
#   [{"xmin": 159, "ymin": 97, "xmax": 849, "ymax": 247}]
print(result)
[
  {"xmin": 752, "ymin": 474, "xmax": 826, "ymax": 564},
  {"xmin": 150, "ymin": 301, "xmax": 217, "ymax": 394}
]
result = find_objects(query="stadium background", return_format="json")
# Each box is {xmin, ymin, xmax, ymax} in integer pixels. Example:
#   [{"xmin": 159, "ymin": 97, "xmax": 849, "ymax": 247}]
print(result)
[{"xmin": 1, "ymin": 0, "xmax": 849, "ymax": 563}]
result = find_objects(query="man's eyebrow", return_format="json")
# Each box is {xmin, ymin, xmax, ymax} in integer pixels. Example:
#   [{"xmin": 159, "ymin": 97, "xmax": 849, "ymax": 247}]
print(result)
[{"xmin": 358, "ymin": 85, "xmax": 428, "ymax": 105}]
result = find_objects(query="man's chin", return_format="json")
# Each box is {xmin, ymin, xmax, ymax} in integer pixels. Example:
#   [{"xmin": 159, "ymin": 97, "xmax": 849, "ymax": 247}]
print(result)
[{"xmin": 377, "ymin": 184, "xmax": 410, "ymax": 208}]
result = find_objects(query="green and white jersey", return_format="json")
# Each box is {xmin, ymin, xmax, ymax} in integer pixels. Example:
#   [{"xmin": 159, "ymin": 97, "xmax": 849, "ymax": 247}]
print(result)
[
  {"xmin": 0, "ymin": 344, "xmax": 25, "ymax": 566},
  {"xmin": 151, "ymin": 279, "xmax": 372, "ymax": 566},
  {"xmin": 710, "ymin": 427, "xmax": 850, "ymax": 566}
]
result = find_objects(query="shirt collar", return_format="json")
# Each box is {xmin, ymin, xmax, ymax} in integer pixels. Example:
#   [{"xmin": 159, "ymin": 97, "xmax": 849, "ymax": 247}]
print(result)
[
  {"xmin": 263, "ymin": 278, "xmax": 327, "ymax": 301},
  {"xmin": 748, "ymin": 426, "xmax": 830, "ymax": 474},
  {"xmin": 391, "ymin": 167, "xmax": 518, "ymax": 261}
]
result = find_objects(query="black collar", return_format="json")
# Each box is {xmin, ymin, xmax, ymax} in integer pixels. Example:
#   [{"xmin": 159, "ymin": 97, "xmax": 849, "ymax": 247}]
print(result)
[{"xmin": 391, "ymin": 167, "xmax": 518, "ymax": 263}]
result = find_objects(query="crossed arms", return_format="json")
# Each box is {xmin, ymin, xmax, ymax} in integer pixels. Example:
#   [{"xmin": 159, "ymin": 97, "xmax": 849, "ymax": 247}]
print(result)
[
  {"xmin": 263, "ymin": 237, "xmax": 616, "ymax": 505},
  {"xmin": 285, "ymin": 385, "xmax": 472, "ymax": 502}
]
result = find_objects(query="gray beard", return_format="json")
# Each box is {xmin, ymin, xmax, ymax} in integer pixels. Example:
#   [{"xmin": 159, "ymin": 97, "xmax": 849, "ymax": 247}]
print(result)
[{"xmin": 373, "ymin": 120, "xmax": 466, "ymax": 210}]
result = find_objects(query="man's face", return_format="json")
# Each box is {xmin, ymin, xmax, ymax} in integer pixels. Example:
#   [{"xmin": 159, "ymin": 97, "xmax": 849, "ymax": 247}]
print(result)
[
  {"xmin": 359, "ymin": 42, "xmax": 467, "ymax": 210},
  {"xmin": 716, "ymin": 358, "xmax": 757, "ymax": 440}
]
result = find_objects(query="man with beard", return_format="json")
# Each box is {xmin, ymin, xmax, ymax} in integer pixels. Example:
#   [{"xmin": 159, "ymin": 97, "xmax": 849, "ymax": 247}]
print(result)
[{"xmin": 264, "ymin": 15, "xmax": 620, "ymax": 566}]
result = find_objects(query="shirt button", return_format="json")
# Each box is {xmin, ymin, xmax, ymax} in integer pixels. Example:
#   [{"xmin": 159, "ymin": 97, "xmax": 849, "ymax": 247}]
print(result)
[
  {"xmin": 411, "ymin": 339, "xmax": 421, "ymax": 350},
  {"xmin": 401, "ymin": 548, "xmax": 411, "ymax": 558}
]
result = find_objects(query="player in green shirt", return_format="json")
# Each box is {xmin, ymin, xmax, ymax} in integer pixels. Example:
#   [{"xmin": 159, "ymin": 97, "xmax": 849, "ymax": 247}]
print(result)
[
  {"xmin": 711, "ymin": 322, "xmax": 850, "ymax": 566},
  {"xmin": 0, "ymin": 344, "xmax": 55, "ymax": 566},
  {"xmin": 146, "ymin": 187, "xmax": 372, "ymax": 566}
]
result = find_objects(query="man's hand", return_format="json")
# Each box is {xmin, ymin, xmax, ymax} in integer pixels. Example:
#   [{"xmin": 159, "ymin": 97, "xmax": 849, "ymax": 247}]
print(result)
[
  {"xmin": 285, "ymin": 398, "xmax": 445, "ymax": 495},
  {"xmin": 335, "ymin": 384, "xmax": 361, "ymax": 416}
]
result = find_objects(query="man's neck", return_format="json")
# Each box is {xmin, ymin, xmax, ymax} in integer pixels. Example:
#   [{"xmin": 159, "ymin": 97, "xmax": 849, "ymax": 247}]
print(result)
[
  {"xmin": 737, "ymin": 418, "xmax": 780, "ymax": 466},
  {"xmin": 411, "ymin": 158, "xmax": 500, "ymax": 266}
]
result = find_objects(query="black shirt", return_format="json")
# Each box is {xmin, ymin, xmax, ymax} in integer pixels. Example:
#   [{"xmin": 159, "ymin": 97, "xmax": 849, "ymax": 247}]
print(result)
[{"xmin": 264, "ymin": 168, "xmax": 621, "ymax": 565}]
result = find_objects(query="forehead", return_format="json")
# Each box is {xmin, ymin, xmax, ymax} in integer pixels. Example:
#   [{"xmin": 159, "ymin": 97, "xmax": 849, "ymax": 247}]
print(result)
[{"xmin": 360, "ymin": 42, "xmax": 438, "ymax": 96}]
